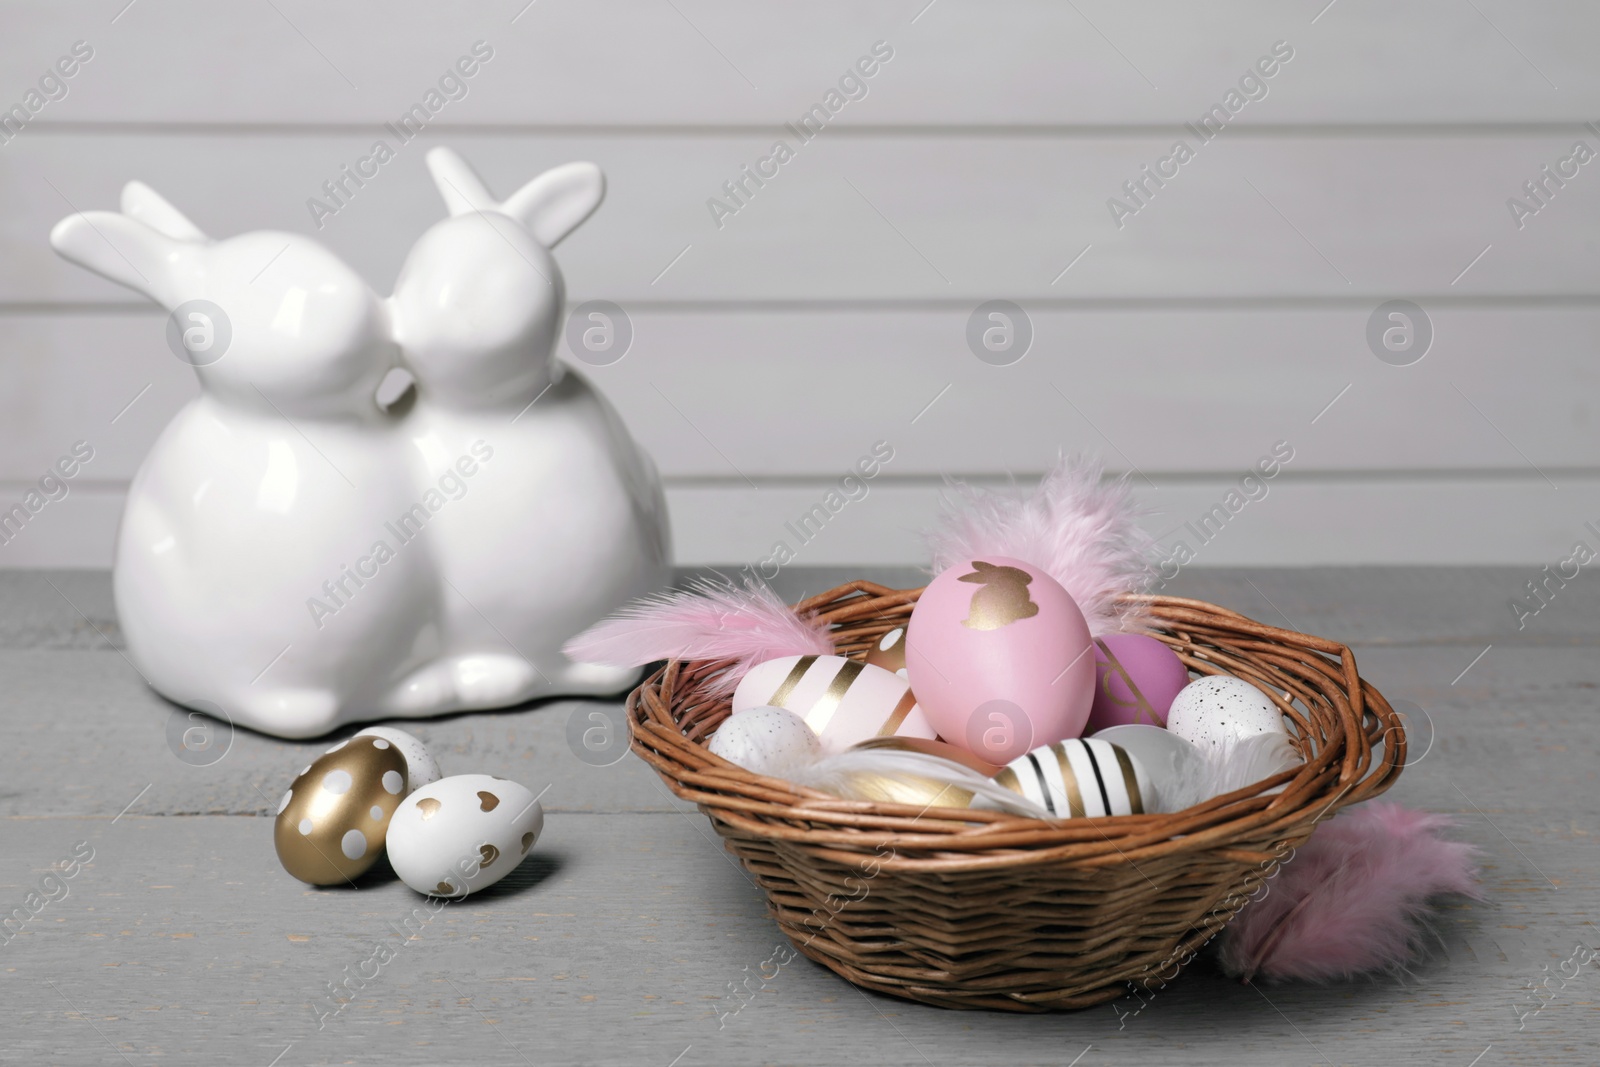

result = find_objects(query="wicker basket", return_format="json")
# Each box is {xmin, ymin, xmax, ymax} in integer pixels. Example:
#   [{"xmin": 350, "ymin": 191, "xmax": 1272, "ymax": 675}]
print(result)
[{"xmin": 627, "ymin": 580, "xmax": 1405, "ymax": 1011}]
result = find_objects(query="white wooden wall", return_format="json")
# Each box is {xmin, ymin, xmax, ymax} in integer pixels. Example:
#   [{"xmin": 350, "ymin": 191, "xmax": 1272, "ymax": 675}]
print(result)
[{"xmin": 2, "ymin": 1, "xmax": 1597, "ymax": 569}]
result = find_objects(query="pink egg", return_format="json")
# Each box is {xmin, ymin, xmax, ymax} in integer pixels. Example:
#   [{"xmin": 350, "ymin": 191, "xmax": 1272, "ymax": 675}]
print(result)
[
  {"xmin": 903, "ymin": 556, "xmax": 1095, "ymax": 764},
  {"xmin": 1085, "ymin": 633, "xmax": 1191, "ymax": 733}
]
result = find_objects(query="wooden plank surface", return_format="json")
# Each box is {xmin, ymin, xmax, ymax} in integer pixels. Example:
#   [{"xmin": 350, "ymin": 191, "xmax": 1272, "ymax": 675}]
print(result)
[
  {"xmin": 3, "ymin": 0, "xmax": 1598, "ymax": 125},
  {"xmin": 4, "ymin": 302, "xmax": 1598, "ymax": 569},
  {"xmin": 4, "ymin": 307, "xmax": 1598, "ymax": 481},
  {"xmin": 4, "ymin": 132, "xmax": 1598, "ymax": 305},
  {"xmin": 2, "ymin": 566, "xmax": 1596, "ymax": 1064},
  {"xmin": 5, "ymin": 474, "xmax": 1597, "ymax": 569}
]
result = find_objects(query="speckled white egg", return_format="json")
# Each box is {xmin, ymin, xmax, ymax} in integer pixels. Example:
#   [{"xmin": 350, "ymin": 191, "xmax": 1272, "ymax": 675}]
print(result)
[
  {"xmin": 707, "ymin": 706, "xmax": 819, "ymax": 778},
  {"xmin": 1165, "ymin": 675, "xmax": 1287, "ymax": 754},
  {"xmin": 354, "ymin": 726, "xmax": 442, "ymax": 792},
  {"xmin": 386, "ymin": 774, "xmax": 543, "ymax": 898}
]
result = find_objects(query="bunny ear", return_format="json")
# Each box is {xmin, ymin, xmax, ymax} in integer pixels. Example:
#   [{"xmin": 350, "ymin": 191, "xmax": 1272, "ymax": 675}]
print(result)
[
  {"xmin": 50, "ymin": 210, "xmax": 194, "ymax": 306},
  {"xmin": 423, "ymin": 147, "xmax": 606, "ymax": 247},
  {"xmin": 424, "ymin": 147, "xmax": 497, "ymax": 217},
  {"xmin": 502, "ymin": 162, "xmax": 605, "ymax": 247},
  {"xmin": 119, "ymin": 181, "xmax": 208, "ymax": 243}
]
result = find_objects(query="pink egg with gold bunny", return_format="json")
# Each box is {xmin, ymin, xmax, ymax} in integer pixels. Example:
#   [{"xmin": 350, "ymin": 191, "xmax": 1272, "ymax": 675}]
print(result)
[{"xmin": 903, "ymin": 556, "xmax": 1096, "ymax": 764}]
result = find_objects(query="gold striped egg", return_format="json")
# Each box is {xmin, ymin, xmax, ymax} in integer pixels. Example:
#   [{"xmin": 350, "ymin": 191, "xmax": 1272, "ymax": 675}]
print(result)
[
  {"xmin": 274, "ymin": 735, "xmax": 407, "ymax": 885},
  {"xmin": 731, "ymin": 654, "xmax": 936, "ymax": 756},
  {"xmin": 993, "ymin": 738, "xmax": 1152, "ymax": 818}
]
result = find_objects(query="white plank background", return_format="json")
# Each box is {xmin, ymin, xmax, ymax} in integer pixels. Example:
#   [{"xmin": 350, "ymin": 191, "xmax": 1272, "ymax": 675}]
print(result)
[{"xmin": 1, "ymin": 0, "xmax": 1597, "ymax": 566}]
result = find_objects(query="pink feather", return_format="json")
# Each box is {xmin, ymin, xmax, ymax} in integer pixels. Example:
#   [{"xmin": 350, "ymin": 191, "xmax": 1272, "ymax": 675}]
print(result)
[
  {"xmin": 923, "ymin": 453, "xmax": 1156, "ymax": 634},
  {"xmin": 1218, "ymin": 802, "xmax": 1483, "ymax": 983},
  {"xmin": 561, "ymin": 575, "xmax": 835, "ymax": 698}
]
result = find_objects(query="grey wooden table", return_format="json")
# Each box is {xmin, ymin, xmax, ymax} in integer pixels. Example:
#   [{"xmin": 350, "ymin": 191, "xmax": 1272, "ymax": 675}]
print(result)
[{"xmin": 2, "ymin": 566, "xmax": 1595, "ymax": 1067}]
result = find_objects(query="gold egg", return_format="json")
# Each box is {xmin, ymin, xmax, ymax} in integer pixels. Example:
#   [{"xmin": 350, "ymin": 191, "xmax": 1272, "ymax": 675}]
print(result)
[
  {"xmin": 864, "ymin": 625, "xmax": 908, "ymax": 677},
  {"xmin": 830, "ymin": 769, "xmax": 978, "ymax": 810},
  {"xmin": 834, "ymin": 736, "xmax": 1009, "ymax": 811},
  {"xmin": 850, "ymin": 735, "xmax": 1004, "ymax": 777},
  {"xmin": 274, "ymin": 736, "xmax": 407, "ymax": 885}
]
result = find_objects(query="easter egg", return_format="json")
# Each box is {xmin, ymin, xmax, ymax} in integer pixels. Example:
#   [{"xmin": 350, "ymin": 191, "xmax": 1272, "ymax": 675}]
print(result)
[
  {"xmin": 354, "ymin": 726, "xmax": 441, "ymax": 792},
  {"xmin": 386, "ymin": 774, "xmax": 544, "ymax": 898},
  {"xmin": 822, "ymin": 763, "xmax": 983, "ymax": 810},
  {"xmin": 708, "ymin": 706, "xmax": 820, "ymax": 777},
  {"xmin": 274, "ymin": 735, "xmax": 407, "ymax": 885},
  {"xmin": 864, "ymin": 625, "xmax": 908, "ymax": 678},
  {"xmin": 904, "ymin": 556, "xmax": 1095, "ymax": 764},
  {"xmin": 850, "ymin": 735, "xmax": 1004, "ymax": 777},
  {"xmin": 991, "ymin": 738, "xmax": 1152, "ymax": 818},
  {"xmin": 829, "ymin": 736, "xmax": 1005, "ymax": 811},
  {"xmin": 1166, "ymin": 675, "xmax": 1287, "ymax": 754},
  {"xmin": 731, "ymin": 654, "xmax": 936, "ymax": 755},
  {"xmin": 1085, "ymin": 634, "xmax": 1190, "ymax": 732}
]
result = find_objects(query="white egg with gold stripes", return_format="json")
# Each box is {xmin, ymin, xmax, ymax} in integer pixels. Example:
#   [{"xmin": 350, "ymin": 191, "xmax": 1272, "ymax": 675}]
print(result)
[
  {"xmin": 731, "ymin": 654, "xmax": 937, "ymax": 756},
  {"xmin": 987, "ymin": 738, "xmax": 1153, "ymax": 818}
]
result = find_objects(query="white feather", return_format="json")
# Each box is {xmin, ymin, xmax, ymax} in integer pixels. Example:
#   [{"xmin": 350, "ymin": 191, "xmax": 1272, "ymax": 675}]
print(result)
[{"xmin": 1152, "ymin": 732, "xmax": 1302, "ymax": 813}]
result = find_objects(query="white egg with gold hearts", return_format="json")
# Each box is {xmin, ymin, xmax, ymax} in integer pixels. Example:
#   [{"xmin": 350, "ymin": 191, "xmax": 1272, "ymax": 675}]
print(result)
[
  {"xmin": 731, "ymin": 654, "xmax": 935, "ymax": 756},
  {"xmin": 386, "ymin": 774, "xmax": 544, "ymax": 898}
]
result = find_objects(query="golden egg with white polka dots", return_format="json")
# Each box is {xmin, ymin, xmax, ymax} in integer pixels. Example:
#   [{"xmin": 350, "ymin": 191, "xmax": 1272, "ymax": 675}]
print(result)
[
  {"xmin": 273, "ymin": 735, "xmax": 408, "ymax": 885},
  {"xmin": 865, "ymin": 625, "xmax": 909, "ymax": 678}
]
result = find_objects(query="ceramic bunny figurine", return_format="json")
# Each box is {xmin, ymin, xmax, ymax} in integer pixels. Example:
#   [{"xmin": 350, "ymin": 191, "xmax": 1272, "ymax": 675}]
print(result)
[
  {"xmin": 385, "ymin": 147, "xmax": 672, "ymax": 712},
  {"xmin": 50, "ymin": 155, "xmax": 671, "ymax": 738},
  {"xmin": 51, "ymin": 183, "xmax": 446, "ymax": 737}
]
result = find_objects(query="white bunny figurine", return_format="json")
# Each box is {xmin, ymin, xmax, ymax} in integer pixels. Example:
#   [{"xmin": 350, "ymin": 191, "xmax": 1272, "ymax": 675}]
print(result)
[
  {"xmin": 49, "ymin": 157, "xmax": 673, "ymax": 739},
  {"xmin": 51, "ymin": 183, "xmax": 446, "ymax": 738},
  {"xmin": 386, "ymin": 148, "xmax": 672, "ymax": 709}
]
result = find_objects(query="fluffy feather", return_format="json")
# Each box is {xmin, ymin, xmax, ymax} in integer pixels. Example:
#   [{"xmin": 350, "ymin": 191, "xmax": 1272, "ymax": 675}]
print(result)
[
  {"xmin": 561, "ymin": 575, "xmax": 834, "ymax": 698},
  {"xmin": 923, "ymin": 453, "xmax": 1156, "ymax": 634},
  {"xmin": 1153, "ymin": 732, "xmax": 1302, "ymax": 813},
  {"xmin": 1218, "ymin": 802, "xmax": 1483, "ymax": 982}
]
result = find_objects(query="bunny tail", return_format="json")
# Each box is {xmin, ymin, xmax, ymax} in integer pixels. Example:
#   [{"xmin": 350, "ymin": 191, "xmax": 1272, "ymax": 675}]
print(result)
[
  {"xmin": 923, "ymin": 452, "xmax": 1157, "ymax": 634},
  {"xmin": 789, "ymin": 747, "xmax": 1054, "ymax": 819},
  {"xmin": 1217, "ymin": 802, "xmax": 1484, "ymax": 983},
  {"xmin": 561, "ymin": 575, "xmax": 834, "ymax": 698}
]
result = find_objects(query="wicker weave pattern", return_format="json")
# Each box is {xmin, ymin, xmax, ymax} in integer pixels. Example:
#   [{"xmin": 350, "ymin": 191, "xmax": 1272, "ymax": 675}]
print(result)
[{"xmin": 628, "ymin": 582, "xmax": 1405, "ymax": 1011}]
